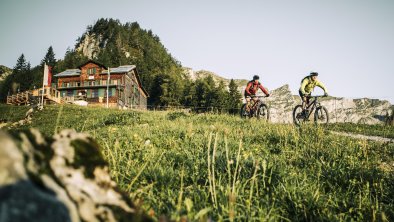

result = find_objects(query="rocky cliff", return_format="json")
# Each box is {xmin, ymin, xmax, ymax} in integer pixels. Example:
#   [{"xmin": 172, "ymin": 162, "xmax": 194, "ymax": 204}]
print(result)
[
  {"xmin": 76, "ymin": 33, "xmax": 103, "ymax": 59},
  {"xmin": 262, "ymin": 85, "xmax": 392, "ymax": 124}
]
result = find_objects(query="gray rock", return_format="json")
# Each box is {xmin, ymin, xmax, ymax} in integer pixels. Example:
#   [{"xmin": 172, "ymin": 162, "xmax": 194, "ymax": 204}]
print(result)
[
  {"xmin": 0, "ymin": 180, "xmax": 71, "ymax": 222},
  {"xmin": 254, "ymin": 84, "xmax": 391, "ymax": 124},
  {"xmin": 0, "ymin": 129, "xmax": 152, "ymax": 222}
]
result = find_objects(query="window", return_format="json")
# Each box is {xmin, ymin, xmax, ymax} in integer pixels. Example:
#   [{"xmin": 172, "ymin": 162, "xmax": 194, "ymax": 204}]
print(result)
[
  {"xmin": 92, "ymin": 89, "xmax": 99, "ymax": 98},
  {"xmin": 67, "ymin": 90, "xmax": 73, "ymax": 97},
  {"xmin": 105, "ymin": 88, "xmax": 114, "ymax": 97},
  {"xmin": 87, "ymin": 68, "xmax": 96, "ymax": 75}
]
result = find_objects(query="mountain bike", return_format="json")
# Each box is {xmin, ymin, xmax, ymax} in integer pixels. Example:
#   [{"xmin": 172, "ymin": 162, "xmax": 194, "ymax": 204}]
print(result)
[
  {"xmin": 293, "ymin": 95, "xmax": 329, "ymax": 126},
  {"xmin": 240, "ymin": 96, "xmax": 270, "ymax": 121}
]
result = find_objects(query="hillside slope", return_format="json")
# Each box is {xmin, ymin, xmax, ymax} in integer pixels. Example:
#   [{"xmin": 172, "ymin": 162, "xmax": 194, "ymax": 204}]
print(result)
[
  {"xmin": 0, "ymin": 65, "xmax": 12, "ymax": 82},
  {"xmin": 0, "ymin": 104, "xmax": 393, "ymax": 221}
]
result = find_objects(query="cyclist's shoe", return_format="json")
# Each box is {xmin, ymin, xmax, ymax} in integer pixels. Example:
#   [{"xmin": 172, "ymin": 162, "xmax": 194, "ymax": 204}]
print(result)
[{"xmin": 297, "ymin": 110, "xmax": 309, "ymax": 119}]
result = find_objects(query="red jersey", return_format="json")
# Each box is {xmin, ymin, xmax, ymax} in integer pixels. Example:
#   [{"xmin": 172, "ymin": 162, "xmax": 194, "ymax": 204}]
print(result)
[{"xmin": 245, "ymin": 80, "xmax": 269, "ymax": 96}]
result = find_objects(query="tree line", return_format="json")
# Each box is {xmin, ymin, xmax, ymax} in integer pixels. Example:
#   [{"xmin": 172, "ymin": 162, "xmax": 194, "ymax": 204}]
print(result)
[{"xmin": 0, "ymin": 19, "xmax": 242, "ymax": 113}]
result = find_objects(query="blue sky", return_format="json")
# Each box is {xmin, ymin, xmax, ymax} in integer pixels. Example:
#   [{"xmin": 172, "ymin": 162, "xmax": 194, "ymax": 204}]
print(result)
[{"xmin": 1, "ymin": 0, "xmax": 393, "ymax": 103}]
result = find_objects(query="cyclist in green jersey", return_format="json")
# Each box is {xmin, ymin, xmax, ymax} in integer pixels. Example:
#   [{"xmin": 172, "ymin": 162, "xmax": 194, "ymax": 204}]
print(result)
[{"xmin": 299, "ymin": 72, "xmax": 328, "ymax": 110}]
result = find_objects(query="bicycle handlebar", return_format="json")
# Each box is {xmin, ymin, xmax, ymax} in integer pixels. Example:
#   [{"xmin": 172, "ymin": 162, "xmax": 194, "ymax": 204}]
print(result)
[
  {"xmin": 306, "ymin": 95, "xmax": 327, "ymax": 98},
  {"xmin": 251, "ymin": 95, "xmax": 268, "ymax": 98}
]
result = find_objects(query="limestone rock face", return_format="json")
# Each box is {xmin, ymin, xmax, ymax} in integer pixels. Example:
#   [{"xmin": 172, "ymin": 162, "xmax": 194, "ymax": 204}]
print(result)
[
  {"xmin": 260, "ymin": 85, "xmax": 392, "ymax": 124},
  {"xmin": 76, "ymin": 33, "xmax": 102, "ymax": 59},
  {"xmin": 0, "ymin": 129, "xmax": 152, "ymax": 222},
  {"xmin": 264, "ymin": 85, "xmax": 299, "ymax": 123},
  {"xmin": 320, "ymin": 98, "xmax": 391, "ymax": 124}
]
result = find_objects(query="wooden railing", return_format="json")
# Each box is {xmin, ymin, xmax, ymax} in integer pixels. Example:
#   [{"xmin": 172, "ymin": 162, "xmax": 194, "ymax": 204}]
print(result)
[
  {"xmin": 6, "ymin": 91, "xmax": 33, "ymax": 105},
  {"xmin": 7, "ymin": 87, "xmax": 62, "ymax": 105}
]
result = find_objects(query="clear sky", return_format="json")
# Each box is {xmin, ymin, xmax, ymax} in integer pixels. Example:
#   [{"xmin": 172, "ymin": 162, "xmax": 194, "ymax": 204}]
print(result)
[{"xmin": 1, "ymin": 0, "xmax": 393, "ymax": 103}]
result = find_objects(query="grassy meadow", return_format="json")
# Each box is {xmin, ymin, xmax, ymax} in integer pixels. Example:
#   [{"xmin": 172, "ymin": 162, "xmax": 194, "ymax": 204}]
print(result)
[
  {"xmin": 1, "ymin": 104, "xmax": 393, "ymax": 221},
  {"xmin": 326, "ymin": 123, "xmax": 394, "ymax": 139}
]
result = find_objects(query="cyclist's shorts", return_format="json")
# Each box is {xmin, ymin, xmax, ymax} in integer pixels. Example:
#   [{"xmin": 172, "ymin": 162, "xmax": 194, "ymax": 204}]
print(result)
[
  {"xmin": 298, "ymin": 90, "xmax": 310, "ymax": 98},
  {"xmin": 245, "ymin": 95, "xmax": 256, "ymax": 100},
  {"xmin": 244, "ymin": 92, "xmax": 255, "ymax": 99}
]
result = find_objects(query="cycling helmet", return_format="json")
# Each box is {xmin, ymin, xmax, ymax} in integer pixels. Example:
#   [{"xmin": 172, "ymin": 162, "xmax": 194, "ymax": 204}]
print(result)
[
  {"xmin": 310, "ymin": 72, "xmax": 318, "ymax": 76},
  {"xmin": 253, "ymin": 75, "xmax": 260, "ymax": 80}
]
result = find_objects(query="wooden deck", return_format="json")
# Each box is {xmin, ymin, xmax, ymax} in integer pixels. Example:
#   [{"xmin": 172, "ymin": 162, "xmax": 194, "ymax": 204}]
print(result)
[{"xmin": 6, "ymin": 87, "xmax": 62, "ymax": 105}]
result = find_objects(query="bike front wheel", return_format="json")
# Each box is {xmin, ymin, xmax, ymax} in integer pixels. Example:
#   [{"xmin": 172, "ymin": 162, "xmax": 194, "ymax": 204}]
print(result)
[
  {"xmin": 257, "ymin": 104, "xmax": 270, "ymax": 121},
  {"xmin": 314, "ymin": 106, "xmax": 329, "ymax": 125}
]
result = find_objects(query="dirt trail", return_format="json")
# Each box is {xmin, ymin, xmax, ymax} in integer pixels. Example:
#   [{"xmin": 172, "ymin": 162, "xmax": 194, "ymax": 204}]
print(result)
[{"xmin": 330, "ymin": 131, "xmax": 394, "ymax": 143}]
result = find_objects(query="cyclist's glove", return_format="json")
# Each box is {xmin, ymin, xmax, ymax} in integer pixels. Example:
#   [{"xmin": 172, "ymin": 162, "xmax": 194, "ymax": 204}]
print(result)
[{"xmin": 266, "ymin": 93, "xmax": 270, "ymax": 97}]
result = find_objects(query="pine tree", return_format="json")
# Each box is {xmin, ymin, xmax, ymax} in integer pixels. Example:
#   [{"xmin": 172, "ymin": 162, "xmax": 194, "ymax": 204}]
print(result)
[
  {"xmin": 13, "ymin": 54, "xmax": 32, "ymax": 92},
  {"xmin": 213, "ymin": 80, "xmax": 229, "ymax": 113},
  {"xmin": 202, "ymin": 75, "xmax": 213, "ymax": 108},
  {"xmin": 0, "ymin": 54, "xmax": 32, "ymax": 100},
  {"xmin": 228, "ymin": 79, "xmax": 242, "ymax": 114},
  {"xmin": 182, "ymin": 80, "xmax": 196, "ymax": 108},
  {"xmin": 41, "ymin": 46, "xmax": 56, "ymax": 67}
]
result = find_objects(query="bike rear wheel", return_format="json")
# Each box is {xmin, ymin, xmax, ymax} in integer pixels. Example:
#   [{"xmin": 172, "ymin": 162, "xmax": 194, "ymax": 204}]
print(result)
[
  {"xmin": 293, "ymin": 105, "xmax": 305, "ymax": 126},
  {"xmin": 240, "ymin": 104, "xmax": 249, "ymax": 118},
  {"xmin": 314, "ymin": 106, "xmax": 329, "ymax": 125},
  {"xmin": 257, "ymin": 104, "xmax": 270, "ymax": 121}
]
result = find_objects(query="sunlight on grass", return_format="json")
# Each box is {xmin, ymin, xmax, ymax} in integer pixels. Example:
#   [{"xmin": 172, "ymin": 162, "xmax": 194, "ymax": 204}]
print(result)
[{"xmin": 1, "ymin": 104, "xmax": 393, "ymax": 221}]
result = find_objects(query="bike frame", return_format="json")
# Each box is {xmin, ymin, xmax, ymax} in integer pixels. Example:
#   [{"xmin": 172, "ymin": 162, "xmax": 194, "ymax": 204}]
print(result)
[
  {"xmin": 248, "ymin": 96, "xmax": 266, "ymax": 112},
  {"xmin": 302, "ymin": 96, "xmax": 324, "ymax": 119}
]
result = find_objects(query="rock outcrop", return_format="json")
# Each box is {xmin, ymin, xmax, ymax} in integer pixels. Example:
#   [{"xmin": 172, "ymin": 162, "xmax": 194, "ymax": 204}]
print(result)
[
  {"xmin": 0, "ymin": 129, "xmax": 152, "ymax": 222},
  {"xmin": 0, "ymin": 65, "xmax": 12, "ymax": 82},
  {"xmin": 260, "ymin": 85, "xmax": 392, "ymax": 124},
  {"xmin": 76, "ymin": 33, "xmax": 102, "ymax": 59}
]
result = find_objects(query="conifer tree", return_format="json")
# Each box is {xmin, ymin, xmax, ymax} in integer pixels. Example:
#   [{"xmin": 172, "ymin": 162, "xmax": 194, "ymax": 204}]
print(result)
[
  {"xmin": 0, "ymin": 54, "xmax": 32, "ymax": 100},
  {"xmin": 203, "ymin": 75, "xmax": 216, "ymax": 109},
  {"xmin": 13, "ymin": 54, "xmax": 32, "ymax": 92},
  {"xmin": 228, "ymin": 79, "xmax": 242, "ymax": 114},
  {"xmin": 41, "ymin": 46, "xmax": 56, "ymax": 67}
]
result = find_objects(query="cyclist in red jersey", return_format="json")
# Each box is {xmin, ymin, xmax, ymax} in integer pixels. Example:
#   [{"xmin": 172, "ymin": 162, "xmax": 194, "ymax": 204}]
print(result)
[{"xmin": 244, "ymin": 75, "xmax": 270, "ymax": 112}]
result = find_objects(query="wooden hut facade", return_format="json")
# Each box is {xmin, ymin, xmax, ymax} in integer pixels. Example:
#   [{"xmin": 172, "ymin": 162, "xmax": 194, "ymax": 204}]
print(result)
[{"xmin": 54, "ymin": 60, "xmax": 148, "ymax": 109}]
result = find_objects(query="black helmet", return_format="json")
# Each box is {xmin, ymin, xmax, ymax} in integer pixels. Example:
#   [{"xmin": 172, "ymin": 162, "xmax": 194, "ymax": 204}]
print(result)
[
  {"xmin": 253, "ymin": 75, "xmax": 260, "ymax": 80},
  {"xmin": 310, "ymin": 72, "xmax": 318, "ymax": 76}
]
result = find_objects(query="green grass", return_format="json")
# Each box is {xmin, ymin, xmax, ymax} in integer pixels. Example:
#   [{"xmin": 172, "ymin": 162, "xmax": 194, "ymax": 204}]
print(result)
[
  {"xmin": 0, "ymin": 104, "xmax": 30, "ymax": 122},
  {"xmin": 1, "ymin": 104, "xmax": 393, "ymax": 221},
  {"xmin": 327, "ymin": 123, "xmax": 394, "ymax": 139}
]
